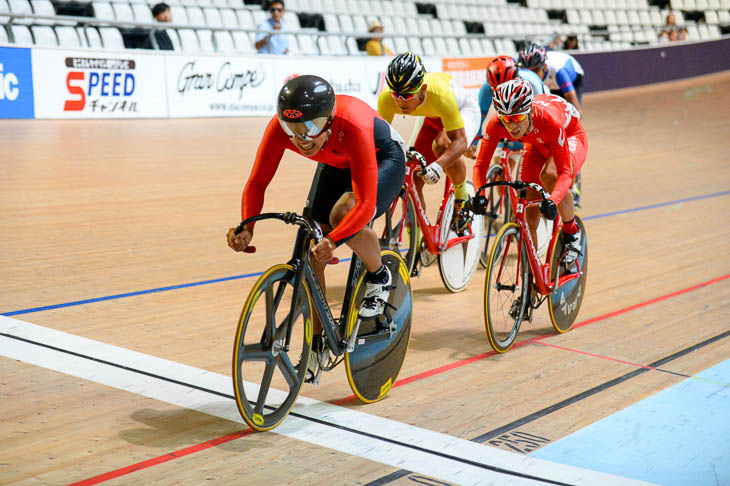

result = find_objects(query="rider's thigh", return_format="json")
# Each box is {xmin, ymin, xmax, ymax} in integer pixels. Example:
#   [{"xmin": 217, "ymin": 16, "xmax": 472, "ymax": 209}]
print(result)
[
  {"xmin": 329, "ymin": 192, "xmax": 356, "ymax": 227},
  {"xmin": 414, "ymin": 118, "xmax": 442, "ymax": 163},
  {"xmin": 431, "ymin": 129, "xmax": 451, "ymax": 157},
  {"xmin": 539, "ymin": 158, "xmax": 558, "ymax": 191},
  {"xmin": 567, "ymin": 134, "xmax": 587, "ymax": 175},
  {"xmin": 520, "ymin": 146, "xmax": 547, "ymax": 185}
]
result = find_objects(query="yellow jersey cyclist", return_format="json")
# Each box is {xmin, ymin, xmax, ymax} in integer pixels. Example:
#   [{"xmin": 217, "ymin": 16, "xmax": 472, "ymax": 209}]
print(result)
[{"xmin": 377, "ymin": 51, "xmax": 482, "ymax": 235}]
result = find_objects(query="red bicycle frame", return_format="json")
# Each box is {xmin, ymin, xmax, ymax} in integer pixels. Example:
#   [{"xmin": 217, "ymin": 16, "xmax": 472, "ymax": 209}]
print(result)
[
  {"xmin": 391, "ymin": 153, "xmax": 474, "ymax": 255},
  {"xmin": 507, "ymin": 192, "xmax": 582, "ymax": 295}
]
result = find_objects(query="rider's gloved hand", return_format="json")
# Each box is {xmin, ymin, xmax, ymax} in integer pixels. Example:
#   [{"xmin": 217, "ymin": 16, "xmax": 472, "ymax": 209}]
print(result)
[
  {"xmin": 469, "ymin": 195, "xmax": 489, "ymax": 215},
  {"xmin": 419, "ymin": 162, "xmax": 443, "ymax": 185},
  {"xmin": 540, "ymin": 198, "xmax": 558, "ymax": 220}
]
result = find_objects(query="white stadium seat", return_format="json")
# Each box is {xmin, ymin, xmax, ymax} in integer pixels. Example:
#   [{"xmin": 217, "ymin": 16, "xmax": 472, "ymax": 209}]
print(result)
[
  {"xmin": 92, "ymin": 1, "xmax": 114, "ymax": 20},
  {"xmin": 231, "ymin": 30, "xmax": 253, "ymax": 52},
  {"xmin": 186, "ymin": 6, "xmax": 206, "ymax": 26},
  {"xmin": 80, "ymin": 26, "xmax": 103, "ymax": 48},
  {"xmin": 9, "ymin": 0, "xmax": 34, "ymax": 24},
  {"xmin": 55, "ymin": 25, "xmax": 81, "ymax": 47},
  {"xmin": 203, "ymin": 7, "xmax": 223, "ymax": 27},
  {"xmin": 11, "ymin": 24, "xmax": 33, "ymax": 43},
  {"xmin": 213, "ymin": 30, "xmax": 236, "ymax": 52},
  {"xmin": 29, "ymin": 0, "xmax": 54, "ymax": 24},
  {"xmin": 111, "ymin": 3, "xmax": 134, "ymax": 22},
  {"xmin": 177, "ymin": 28, "xmax": 200, "ymax": 51},
  {"xmin": 197, "ymin": 28, "xmax": 215, "ymax": 52},
  {"xmin": 31, "ymin": 25, "xmax": 57, "ymax": 46},
  {"xmin": 219, "ymin": 8, "xmax": 237, "ymax": 27},
  {"xmin": 132, "ymin": 4, "xmax": 152, "ymax": 22},
  {"xmin": 98, "ymin": 26, "xmax": 125, "ymax": 49}
]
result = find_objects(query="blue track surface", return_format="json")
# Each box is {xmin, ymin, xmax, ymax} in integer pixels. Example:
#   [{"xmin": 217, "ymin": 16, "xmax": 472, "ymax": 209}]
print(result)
[{"xmin": 531, "ymin": 359, "xmax": 730, "ymax": 486}]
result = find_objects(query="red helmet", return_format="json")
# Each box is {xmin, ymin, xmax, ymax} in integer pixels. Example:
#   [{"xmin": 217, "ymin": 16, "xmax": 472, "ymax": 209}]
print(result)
[{"xmin": 486, "ymin": 55, "xmax": 518, "ymax": 89}]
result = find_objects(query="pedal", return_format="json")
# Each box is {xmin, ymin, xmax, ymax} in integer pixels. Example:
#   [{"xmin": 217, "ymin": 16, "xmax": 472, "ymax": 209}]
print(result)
[
  {"xmin": 346, "ymin": 318, "xmax": 362, "ymax": 352},
  {"xmin": 305, "ymin": 367, "xmax": 323, "ymax": 386},
  {"xmin": 420, "ymin": 250, "xmax": 437, "ymax": 268},
  {"xmin": 508, "ymin": 299, "xmax": 522, "ymax": 319},
  {"xmin": 410, "ymin": 259, "xmax": 423, "ymax": 277}
]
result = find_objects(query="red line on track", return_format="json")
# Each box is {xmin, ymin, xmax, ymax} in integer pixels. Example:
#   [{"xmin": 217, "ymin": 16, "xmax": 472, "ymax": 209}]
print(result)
[
  {"xmin": 534, "ymin": 341, "xmax": 658, "ymax": 370},
  {"xmin": 72, "ymin": 273, "xmax": 730, "ymax": 484},
  {"xmin": 67, "ymin": 429, "xmax": 255, "ymax": 486}
]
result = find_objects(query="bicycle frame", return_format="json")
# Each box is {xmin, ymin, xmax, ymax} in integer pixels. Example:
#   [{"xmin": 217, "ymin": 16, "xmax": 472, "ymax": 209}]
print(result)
[
  {"xmin": 492, "ymin": 143, "xmax": 521, "ymax": 218},
  {"xmin": 390, "ymin": 154, "xmax": 473, "ymax": 254},
  {"xmin": 509, "ymin": 188, "xmax": 582, "ymax": 295},
  {"xmin": 482, "ymin": 181, "xmax": 581, "ymax": 297},
  {"xmin": 287, "ymin": 225, "xmax": 364, "ymax": 358},
  {"xmin": 237, "ymin": 213, "xmax": 364, "ymax": 359}
]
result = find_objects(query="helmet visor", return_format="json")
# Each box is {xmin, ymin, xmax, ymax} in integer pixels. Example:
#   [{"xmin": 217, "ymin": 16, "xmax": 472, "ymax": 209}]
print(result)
[{"xmin": 279, "ymin": 116, "xmax": 331, "ymax": 141}]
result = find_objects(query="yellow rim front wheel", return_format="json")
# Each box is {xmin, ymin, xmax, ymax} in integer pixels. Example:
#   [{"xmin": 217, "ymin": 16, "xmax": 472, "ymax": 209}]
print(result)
[{"xmin": 232, "ymin": 264, "xmax": 313, "ymax": 431}]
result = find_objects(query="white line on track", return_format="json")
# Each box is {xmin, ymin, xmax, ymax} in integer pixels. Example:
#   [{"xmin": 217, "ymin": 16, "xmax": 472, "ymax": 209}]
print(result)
[{"xmin": 1, "ymin": 316, "xmax": 656, "ymax": 486}]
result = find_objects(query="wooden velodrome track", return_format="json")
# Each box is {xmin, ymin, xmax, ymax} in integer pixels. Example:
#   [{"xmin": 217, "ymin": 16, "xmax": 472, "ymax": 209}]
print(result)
[{"xmin": 2, "ymin": 71, "xmax": 729, "ymax": 486}]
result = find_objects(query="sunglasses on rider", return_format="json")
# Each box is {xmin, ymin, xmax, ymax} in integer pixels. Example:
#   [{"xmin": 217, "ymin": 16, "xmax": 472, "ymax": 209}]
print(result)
[
  {"xmin": 498, "ymin": 113, "xmax": 528, "ymax": 124},
  {"xmin": 279, "ymin": 116, "xmax": 331, "ymax": 141},
  {"xmin": 391, "ymin": 90, "xmax": 419, "ymax": 101}
]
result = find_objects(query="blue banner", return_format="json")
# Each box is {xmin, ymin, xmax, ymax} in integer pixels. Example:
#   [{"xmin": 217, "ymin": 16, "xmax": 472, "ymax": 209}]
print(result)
[{"xmin": 0, "ymin": 46, "xmax": 35, "ymax": 119}]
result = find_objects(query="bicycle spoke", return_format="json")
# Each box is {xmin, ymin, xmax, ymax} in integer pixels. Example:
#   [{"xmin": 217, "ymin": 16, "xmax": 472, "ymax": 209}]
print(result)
[
  {"xmin": 253, "ymin": 361, "xmax": 277, "ymax": 415},
  {"xmin": 239, "ymin": 343, "xmax": 271, "ymax": 362},
  {"xmin": 486, "ymin": 225, "xmax": 526, "ymax": 352},
  {"xmin": 277, "ymin": 353, "xmax": 299, "ymax": 388},
  {"xmin": 273, "ymin": 279, "xmax": 288, "ymax": 311},
  {"xmin": 264, "ymin": 284, "xmax": 276, "ymax": 344}
]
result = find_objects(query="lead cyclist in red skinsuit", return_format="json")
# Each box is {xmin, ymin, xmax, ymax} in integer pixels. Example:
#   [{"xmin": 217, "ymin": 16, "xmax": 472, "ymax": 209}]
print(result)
[
  {"xmin": 226, "ymin": 75, "xmax": 406, "ymax": 381},
  {"xmin": 472, "ymin": 78, "xmax": 588, "ymax": 270}
]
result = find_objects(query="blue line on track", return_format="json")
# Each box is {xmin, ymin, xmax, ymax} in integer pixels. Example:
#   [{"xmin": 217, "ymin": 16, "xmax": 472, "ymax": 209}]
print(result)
[
  {"xmin": 581, "ymin": 189, "xmax": 730, "ymax": 221},
  {"xmin": 4, "ymin": 190, "xmax": 730, "ymax": 317}
]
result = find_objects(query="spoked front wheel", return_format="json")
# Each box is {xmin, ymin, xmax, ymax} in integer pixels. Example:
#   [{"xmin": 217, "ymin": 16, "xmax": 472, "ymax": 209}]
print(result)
[
  {"xmin": 484, "ymin": 222, "xmax": 530, "ymax": 353},
  {"xmin": 232, "ymin": 264, "xmax": 313, "ymax": 431},
  {"xmin": 345, "ymin": 250, "xmax": 412, "ymax": 403},
  {"xmin": 479, "ymin": 164, "xmax": 512, "ymax": 269}
]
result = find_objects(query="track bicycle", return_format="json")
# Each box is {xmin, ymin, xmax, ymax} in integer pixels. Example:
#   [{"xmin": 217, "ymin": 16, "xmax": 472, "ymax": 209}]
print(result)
[
  {"xmin": 231, "ymin": 212, "xmax": 412, "ymax": 431},
  {"xmin": 376, "ymin": 149, "xmax": 484, "ymax": 293},
  {"xmin": 472, "ymin": 180, "xmax": 587, "ymax": 353},
  {"xmin": 478, "ymin": 141, "xmax": 554, "ymax": 268}
]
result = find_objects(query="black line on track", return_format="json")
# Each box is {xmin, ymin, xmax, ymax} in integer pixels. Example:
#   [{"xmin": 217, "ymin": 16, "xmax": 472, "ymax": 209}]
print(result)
[
  {"xmin": 363, "ymin": 328, "xmax": 730, "ymax": 486},
  {"xmin": 0, "ymin": 331, "xmax": 569, "ymax": 485}
]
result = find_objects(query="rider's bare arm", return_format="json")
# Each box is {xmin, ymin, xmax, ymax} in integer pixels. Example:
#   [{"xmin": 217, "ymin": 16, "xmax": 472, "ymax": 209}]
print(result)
[{"xmin": 434, "ymin": 127, "xmax": 467, "ymax": 170}]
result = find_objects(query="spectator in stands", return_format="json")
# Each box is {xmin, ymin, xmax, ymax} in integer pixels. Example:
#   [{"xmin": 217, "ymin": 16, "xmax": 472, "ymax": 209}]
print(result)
[
  {"xmin": 547, "ymin": 34, "xmax": 562, "ymax": 50},
  {"xmin": 151, "ymin": 3, "xmax": 173, "ymax": 50},
  {"xmin": 365, "ymin": 20, "xmax": 393, "ymax": 56},
  {"xmin": 255, "ymin": 0, "xmax": 289, "ymax": 54},
  {"xmin": 563, "ymin": 35, "xmax": 579, "ymax": 50},
  {"xmin": 678, "ymin": 27, "xmax": 688, "ymax": 41},
  {"xmin": 658, "ymin": 13, "xmax": 678, "ymax": 41}
]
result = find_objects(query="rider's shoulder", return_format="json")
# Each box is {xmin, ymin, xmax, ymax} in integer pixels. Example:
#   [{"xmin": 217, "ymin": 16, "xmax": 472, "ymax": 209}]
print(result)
[{"xmin": 424, "ymin": 72, "xmax": 454, "ymax": 95}]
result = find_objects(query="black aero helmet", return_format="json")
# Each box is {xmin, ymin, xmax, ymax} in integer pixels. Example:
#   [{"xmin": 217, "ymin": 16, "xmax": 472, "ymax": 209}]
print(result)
[
  {"xmin": 386, "ymin": 51, "xmax": 425, "ymax": 94},
  {"xmin": 518, "ymin": 42, "xmax": 547, "ymax": 69},
  {"xmin": 277, "ymin": 75, "xmax": 336, "ymax": 140}
]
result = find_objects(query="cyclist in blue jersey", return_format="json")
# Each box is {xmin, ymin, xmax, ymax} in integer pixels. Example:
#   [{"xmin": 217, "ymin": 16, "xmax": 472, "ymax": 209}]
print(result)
[{"xmin": 519, "ymin": 43, "xmax": 584, "ymax": 117}]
